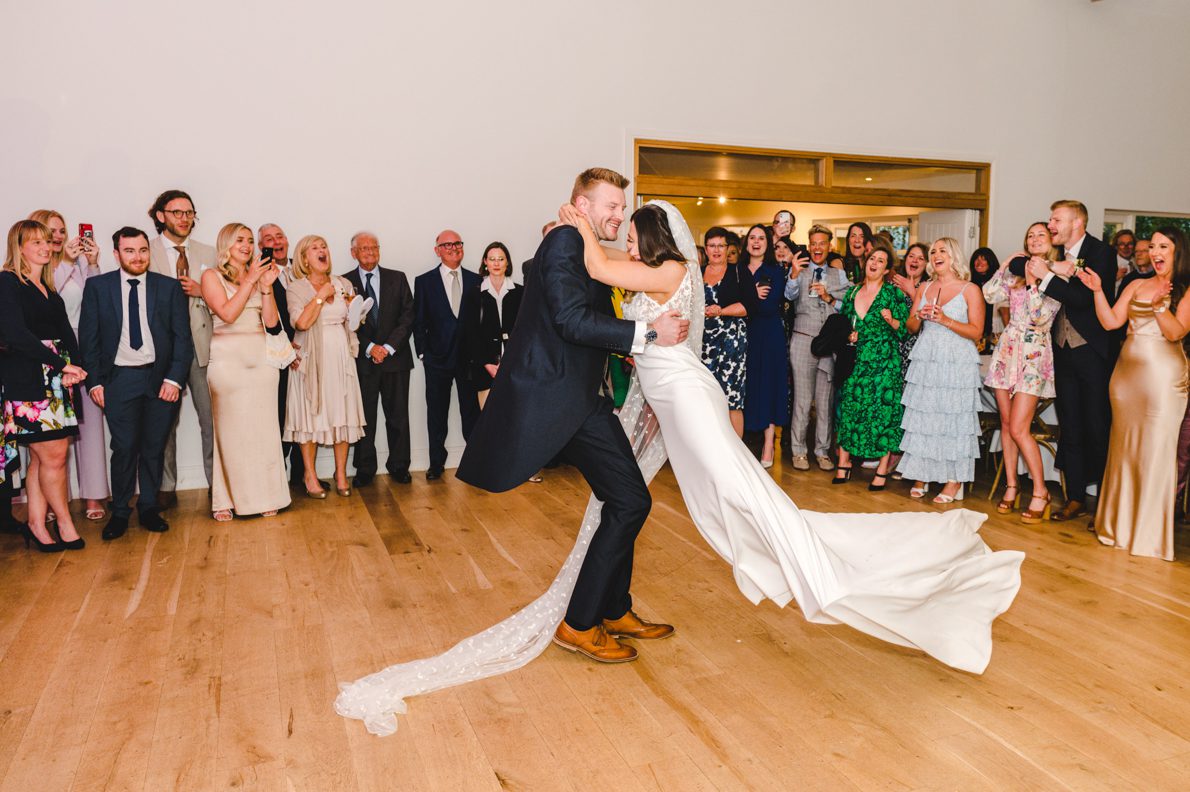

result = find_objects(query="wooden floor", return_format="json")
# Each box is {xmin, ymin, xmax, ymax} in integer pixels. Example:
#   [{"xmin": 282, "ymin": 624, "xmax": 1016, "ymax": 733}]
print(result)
[{"xmin": 2, "ymin": 460, "xmax": 1189, "ymax": 792}]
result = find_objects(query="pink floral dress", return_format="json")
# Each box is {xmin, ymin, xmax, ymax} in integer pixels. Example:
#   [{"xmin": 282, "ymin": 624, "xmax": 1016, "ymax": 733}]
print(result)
[{"xmin": 982, "ymin": 265, "xmax": 1060, "ymax": 397}]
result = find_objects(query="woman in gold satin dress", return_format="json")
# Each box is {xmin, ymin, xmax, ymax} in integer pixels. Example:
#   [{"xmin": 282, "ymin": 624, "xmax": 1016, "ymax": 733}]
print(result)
[
  {"xmin": 1078, "ymin": 227, "xmax": 1190, "ymax": 560},
  {"xmin": 201, "ymin": 223, "xmax": 292, "ymax": 521}
]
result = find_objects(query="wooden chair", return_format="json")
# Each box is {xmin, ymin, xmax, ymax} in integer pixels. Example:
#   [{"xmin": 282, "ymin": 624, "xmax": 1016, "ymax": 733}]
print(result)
[{"xmin": 987, "ymin": 398, "xmax": 1066, "ymax": 501}]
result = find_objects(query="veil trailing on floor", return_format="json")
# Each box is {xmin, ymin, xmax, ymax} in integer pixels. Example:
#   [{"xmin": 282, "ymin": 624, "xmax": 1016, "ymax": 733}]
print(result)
[{"xmin": 334, "ymin": 201, "xmax": 703, "ymax": 736}]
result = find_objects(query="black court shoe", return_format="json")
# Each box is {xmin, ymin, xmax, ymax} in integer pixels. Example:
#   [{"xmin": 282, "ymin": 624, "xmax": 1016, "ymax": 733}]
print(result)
[{"xmin": 832, "ymin": 466, "xmax": 852, "ymax": 485}]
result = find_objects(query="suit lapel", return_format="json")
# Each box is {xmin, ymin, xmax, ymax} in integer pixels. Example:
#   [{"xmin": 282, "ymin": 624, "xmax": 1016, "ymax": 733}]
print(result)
[{"xmin": 145, "ymin": 273, "xmax": 158, "ymax": 327}]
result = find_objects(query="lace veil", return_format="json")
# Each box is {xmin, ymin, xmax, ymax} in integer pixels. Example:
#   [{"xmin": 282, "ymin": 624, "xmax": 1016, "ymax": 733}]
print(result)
[{"xmin": 334, "ymin": 201, "xmax": 704, "ymax": 736}]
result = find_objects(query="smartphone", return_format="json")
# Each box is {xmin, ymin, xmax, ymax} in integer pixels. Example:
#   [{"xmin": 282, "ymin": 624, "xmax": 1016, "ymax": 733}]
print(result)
[
  {"xmin": 79, "ymin": 223, "xmax": 94, "ymax": 240},
  {"xmin": 757, "ymin": 276, "xmax": 772, "ymax": 288},
  {"xmin": 261, "ymin": 246, "xmax": 274, "ymax": 262}
]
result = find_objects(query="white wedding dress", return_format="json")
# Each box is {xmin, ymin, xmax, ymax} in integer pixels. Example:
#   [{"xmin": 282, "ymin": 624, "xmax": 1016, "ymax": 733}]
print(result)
[{"xmin": 335, "ymin": 202, "xmax": 1024, "ymax": 737}]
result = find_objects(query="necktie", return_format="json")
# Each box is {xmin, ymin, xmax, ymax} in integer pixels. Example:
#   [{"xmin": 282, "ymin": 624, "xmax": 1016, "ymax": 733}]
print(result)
[
  {"xmin": 174, "ymin": 245, "xmax": 189, "ymax": 279},
  {"xmin": 449, "ymin": 270, "xmax": 461, "ymax": 317},
  {"xmin": 128, "ymin": 278, "xmax": 143, "ymax": 350},
  {"xmin": 364, "ymin": 272, "xmax": 379, "ymax": 325}
]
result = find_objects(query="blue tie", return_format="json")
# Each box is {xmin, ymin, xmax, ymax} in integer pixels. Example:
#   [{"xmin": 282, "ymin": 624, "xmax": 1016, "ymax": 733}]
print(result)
[
  {"xmin": 128, "ymin": 278, "xmax": 143, "ymax": 350},
  {"xmin": 364, "ymin": 272, "xmax": 379, "ymax": 325}
]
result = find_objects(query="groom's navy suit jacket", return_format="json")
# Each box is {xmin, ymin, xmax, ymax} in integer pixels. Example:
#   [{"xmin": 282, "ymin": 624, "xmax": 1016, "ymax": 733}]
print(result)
[
  {"xmin": 457, "ymin": 226, "xmax": 636, "ymax": 491},
  {"xmin": 78, "ymin": 270, "xmax": 193, "ymax": 395}
]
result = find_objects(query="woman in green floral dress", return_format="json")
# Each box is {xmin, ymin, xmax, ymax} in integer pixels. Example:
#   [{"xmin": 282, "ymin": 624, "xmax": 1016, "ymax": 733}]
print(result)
[{"xmin": 834, "ymin": 239, "xmax": 908, "ymax": 490}]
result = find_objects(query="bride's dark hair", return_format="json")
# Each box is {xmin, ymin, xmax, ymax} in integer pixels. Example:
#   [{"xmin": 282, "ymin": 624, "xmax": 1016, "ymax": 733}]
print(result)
[{"xmin": 631, "ymin": 204, "xmax": 686, "ymax": 268}]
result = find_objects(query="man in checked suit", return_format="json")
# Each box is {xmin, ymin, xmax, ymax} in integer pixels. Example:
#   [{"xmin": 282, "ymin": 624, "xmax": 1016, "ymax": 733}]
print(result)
[
  {"xmin": 344, "ymin": 231, "xmax": 415, "ymax": 486},
  {"xmin": 784, "ymin": 224, "xmax": 851, "ymax": 471},
  {"xmin": 79, "ymin": 227, "xmax": 193, "ymax": 539},
  {"xmin": 413, "ymin": 229, "xmax": 481, "ymax": 480},
  {"xmin": 146, "ymin": 189, "xmax": 215, "ymax": 506}
]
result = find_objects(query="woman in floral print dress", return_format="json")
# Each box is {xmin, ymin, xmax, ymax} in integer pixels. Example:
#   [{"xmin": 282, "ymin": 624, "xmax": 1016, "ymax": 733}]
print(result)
[
  {"xmin": 834, "ymin": 239, "xmax": 908, "ymax": 490},
  {"xmin": 983, "ymin": 222, "xmax": 1062, "ymax": 523}
]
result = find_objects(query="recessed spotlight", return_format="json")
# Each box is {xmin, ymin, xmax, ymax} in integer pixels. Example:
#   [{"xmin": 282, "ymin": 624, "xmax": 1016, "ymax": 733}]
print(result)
[
  {"xmin": 864, "ymin": 177, "xmax": 873, "ymax": 182},
  {"xmin": 718, "ymin": 196, "xmax": 727, "ymax": 204}
]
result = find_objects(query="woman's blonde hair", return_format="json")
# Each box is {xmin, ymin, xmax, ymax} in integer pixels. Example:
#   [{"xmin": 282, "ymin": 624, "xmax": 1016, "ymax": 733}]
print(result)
[
  {"xmin": 215, "ymin": 222, "xmax": 253, "ymax": 282},
  {"xmin": 926, "ymin": 237, "xmax": 969, "ymax": 281},
  {"xmin": 1024, "ymin": 222, "xmax": 1059, "ymax": 263},
  {"xmin": 28, "ymin": 209, "xmax": 66, "ymax": 267},
  {"xmin": 291, "ymin": 235, "xmax": 332, "ymax": 280},
  {"xmin": 3, "ymin": 219, "xmax": 55, "ymax": 291}
]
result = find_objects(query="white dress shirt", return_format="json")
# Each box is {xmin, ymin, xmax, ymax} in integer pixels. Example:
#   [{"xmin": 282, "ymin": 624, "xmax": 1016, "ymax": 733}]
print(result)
[
  {"xmin": 115, "ymin": 268, "xmax": 156, "ymax": 366},
  {"xmin": 359, "ymin": 265, "xmax": 394, "ymax": 357}
]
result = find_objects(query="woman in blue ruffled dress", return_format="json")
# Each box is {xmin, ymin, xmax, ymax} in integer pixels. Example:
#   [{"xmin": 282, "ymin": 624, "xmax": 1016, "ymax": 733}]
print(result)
[{"xmin": 897, "ymin": 237, "xmax": 986, "ymax": 503}]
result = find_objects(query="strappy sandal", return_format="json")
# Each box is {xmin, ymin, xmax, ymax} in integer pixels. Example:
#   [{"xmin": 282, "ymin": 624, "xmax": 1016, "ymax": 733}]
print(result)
[
  {"xmin": 996, "ymin": 484, "xmax": 1019, "ymax": 514},
  {"xmin": 213, "ymin": 509, "xmax": 233, "ymax": 522}
]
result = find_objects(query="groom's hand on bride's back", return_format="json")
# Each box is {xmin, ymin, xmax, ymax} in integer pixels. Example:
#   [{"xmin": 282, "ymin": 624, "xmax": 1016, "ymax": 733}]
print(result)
[{"xmin": 652, "ymin": 309, "xmax": 689, "ymax": 346}]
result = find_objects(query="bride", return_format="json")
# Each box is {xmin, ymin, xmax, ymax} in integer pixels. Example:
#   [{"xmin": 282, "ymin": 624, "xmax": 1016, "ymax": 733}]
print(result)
[{"xmin": 335, "ymin": 200, "xmax": 1023, "ymax": 736}]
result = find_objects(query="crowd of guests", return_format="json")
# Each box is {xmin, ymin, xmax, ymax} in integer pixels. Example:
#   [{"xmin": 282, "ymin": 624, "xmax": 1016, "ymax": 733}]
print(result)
[
  {"xmin": 2, "ymin": 192, "xmax": 1188, "ymax": 562},
  {"xmin": 695, "ymin": 202, "xmax": 1190, "ymax": 561},
  {"xmin": 0, "ymin": 189, "xmax": 525, "ymax": 548}
]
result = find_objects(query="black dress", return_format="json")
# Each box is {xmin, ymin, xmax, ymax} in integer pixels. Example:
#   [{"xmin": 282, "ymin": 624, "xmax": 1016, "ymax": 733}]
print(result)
[
  {"xmin": 0, "ymin": 271, "xmax": 81, "ymax": 444},
  {"xmin": 468, "ymin": 281, "xmax": 523, "ymax": 391},
  {"xmin": 743, "ymin": 263, "xmax": 790, "ymax": 431}
]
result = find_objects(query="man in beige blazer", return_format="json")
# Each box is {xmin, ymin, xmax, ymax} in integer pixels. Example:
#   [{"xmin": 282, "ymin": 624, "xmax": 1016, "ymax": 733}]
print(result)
[{"xmin": 147, "ymin": 189, "xmax": 215, "ymax": 504}]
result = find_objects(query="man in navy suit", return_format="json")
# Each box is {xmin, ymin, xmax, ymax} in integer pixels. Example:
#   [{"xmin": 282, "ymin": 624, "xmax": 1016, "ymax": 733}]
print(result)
[
  {"xmin": 79, "ymin": 227, "xmax": 193, "ymax": 539},
  {"xmin": 1016, "ymin": 200, "xmax": 1118, "ymax": 524},
  {"xmin": 458, "ymin": 168, "xmax": 688, "ymax": 663},
  {"xmin": 413, "ymin": 229, "xmax": 481, "ymax": 480},
  {"xmin": 345, "ymin": 231, "xmax": 415, "ymax": 486}
]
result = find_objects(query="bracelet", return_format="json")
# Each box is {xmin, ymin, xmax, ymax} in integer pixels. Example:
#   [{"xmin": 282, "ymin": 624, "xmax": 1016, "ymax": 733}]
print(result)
[{"xmin": 1153, "ymin": 303, "xmax": 1168, "ymax": 315}]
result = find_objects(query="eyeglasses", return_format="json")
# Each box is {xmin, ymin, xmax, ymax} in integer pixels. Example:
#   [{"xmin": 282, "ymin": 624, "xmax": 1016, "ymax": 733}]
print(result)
[
  {"xmin": 161, "ymin": 209, "xmax": 197, "ymax": 220},
  {"xmin": 356, "ymin": 245, "xmax": 380, "ymax": 252},
  {"xmin": 705, "ymin": 243, "xmax": 727, "ymax": 249},
  {"xmin": 437, "ymin": 241, "xmax": 464, "ymax": 250}
]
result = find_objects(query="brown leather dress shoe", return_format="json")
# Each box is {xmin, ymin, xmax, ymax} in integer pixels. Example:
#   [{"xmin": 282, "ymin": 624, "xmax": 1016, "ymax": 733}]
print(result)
[
  {"xmin": 603, "ymin": 610, "xmax": 675, "ymax": 640},
  {"xmin": 553, "ymin": 622, "xmax": 637, "ymax": 663},
  {"xmin": 1050, "ymin": 500, "xmax": 1087, "ymax": 522}
]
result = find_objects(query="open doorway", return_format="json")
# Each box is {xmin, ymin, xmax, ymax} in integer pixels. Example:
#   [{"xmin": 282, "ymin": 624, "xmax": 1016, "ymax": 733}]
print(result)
[
  {"xmin": 635, "ymin": 196, "xmax": 980, "ymax": 260},
  {"xmin": 634, "ymin": 140, "xmax": 989, "ymax": 256}
]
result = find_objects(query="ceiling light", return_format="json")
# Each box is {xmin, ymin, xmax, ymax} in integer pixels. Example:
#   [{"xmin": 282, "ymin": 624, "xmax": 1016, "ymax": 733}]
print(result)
[
  {"xmin": 864, "ymin": 177, "xmax": 873, "ymax": 182},
  {"xmin": 718, "ymin": 196, "xmax": 727, "ymax": 204}
]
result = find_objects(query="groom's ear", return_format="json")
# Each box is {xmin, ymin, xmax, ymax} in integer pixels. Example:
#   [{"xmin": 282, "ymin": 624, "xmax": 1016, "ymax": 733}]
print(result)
[{"xmin": 572, "ymin": 195, "xmax": 590, "ymax": 216}]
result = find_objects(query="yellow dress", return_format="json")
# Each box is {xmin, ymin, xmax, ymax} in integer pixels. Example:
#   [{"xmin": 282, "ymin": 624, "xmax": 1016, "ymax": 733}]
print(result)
[
  {"xmin": 1096, "ymin": 297, "xmax": 1189, "ymax": 560},
  {"xmin": 208, "ymin": 278, "xmax": 291, "ymax": 516}
]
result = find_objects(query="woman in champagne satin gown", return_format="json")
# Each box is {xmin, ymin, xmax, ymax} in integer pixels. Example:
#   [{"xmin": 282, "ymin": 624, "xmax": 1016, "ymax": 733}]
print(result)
[
  {"xmin": 201, "ymin": 223, "xmax": 291, "ymax": 521},
  {"xmin": 1078, "ymin": 227, "xmax": 1190, "ymax": 560}
]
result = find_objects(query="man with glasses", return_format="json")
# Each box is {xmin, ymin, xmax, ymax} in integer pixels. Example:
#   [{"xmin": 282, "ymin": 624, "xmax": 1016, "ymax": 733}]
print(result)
[
  {"xmin": 147, "ymin": 189, "xmax": 215, "ymax": 506},
  {"xmin": 345, "ymin": 232, "xmax": 415, "ymax": 486},
  {"xmin": 413, "ymin": 230, "xmax": 481, "ymax": 479}
]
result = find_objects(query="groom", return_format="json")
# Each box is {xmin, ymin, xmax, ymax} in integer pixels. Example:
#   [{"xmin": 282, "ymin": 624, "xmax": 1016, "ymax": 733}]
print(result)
[{"xmin": 457, "ymin": 167, "xmax": 688, "ymax": 663}]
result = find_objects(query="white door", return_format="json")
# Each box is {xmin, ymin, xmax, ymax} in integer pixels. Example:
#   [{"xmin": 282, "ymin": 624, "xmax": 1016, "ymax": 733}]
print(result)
[{"xmin": 917, "ymin": 209, "xmax": 980, "ymax": 249}]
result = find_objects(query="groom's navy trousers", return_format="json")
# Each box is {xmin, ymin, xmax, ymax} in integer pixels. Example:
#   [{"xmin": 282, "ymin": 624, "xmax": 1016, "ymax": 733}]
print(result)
[{"xmin": 458, "ymin": 225, "xmax": 649, "ymax": 630}]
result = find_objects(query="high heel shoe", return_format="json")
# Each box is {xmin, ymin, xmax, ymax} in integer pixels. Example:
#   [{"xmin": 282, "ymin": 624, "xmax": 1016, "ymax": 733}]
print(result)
[
  {"xmin": 21, "ymin": 524, "xmax": 65, "ymax": 553},
  {"xmin": 868, "ymin": 470, "xmax": 889, "ymax": 492},
  {"xmin": 832, "ymin": 466, "xmax": 852, "ymax": 484},
  {"xmin": 996, "ymin": 484, "xmax": 1020, "ymax": 514},
  {"xmin": 336, "ymin": 486, "xmax": 352, "ymax": 497},
  {"xmin": 1020, "ymin": 492, "xmax": 1052, "ymax": 524},
  {"xmin": 933, "ymin": 483, "xmax": 965, "ymax": 504},
  {"xmin": 60, "ymin": 533, "xmax": 86, "ymax": 550},
  {"xmin": 909, "ymin": 482, "xmax": 929, "ymax": 499}
]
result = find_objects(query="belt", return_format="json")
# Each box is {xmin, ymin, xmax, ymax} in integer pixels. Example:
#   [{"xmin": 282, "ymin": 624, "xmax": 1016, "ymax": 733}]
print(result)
[{"xmin": 116, "ymin": 363, "xmax": 154, "ymax": 370}]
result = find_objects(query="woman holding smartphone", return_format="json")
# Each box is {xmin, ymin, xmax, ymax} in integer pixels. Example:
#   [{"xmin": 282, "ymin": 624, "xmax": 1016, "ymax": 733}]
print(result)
[
  {"xmin": 201, "ymin": 223, "xmax": 291, "ymax": 521},
  {"xmin": 741, "ymin": 224, "xmax": 787, "ymax": 467},
  {"xmin": 30, "ymin": 209, "xmax": 111, "ymax": 521}
]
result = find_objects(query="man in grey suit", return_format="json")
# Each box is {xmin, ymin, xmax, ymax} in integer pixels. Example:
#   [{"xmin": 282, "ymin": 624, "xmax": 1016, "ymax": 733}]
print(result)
[
  {"xmin": 784, "ymin": 224, "xmax": 851, "ymax": 471},
  {"xmin": 146, "ymin": 189, "xmax": 216, "ymax": 504}
]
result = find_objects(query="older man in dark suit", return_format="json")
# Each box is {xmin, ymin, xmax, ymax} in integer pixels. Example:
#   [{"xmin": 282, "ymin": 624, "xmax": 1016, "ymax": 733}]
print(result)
[
  {"xmin": 79, "ymin": 226, "xmax": 193, "ymax": 539},
  {"xmin": 345, "ymin": 231, "xmax": 415, "ymax": 486},
  {"xmin": 413, "ymin": 229, "xmax": 481, "ymax": 480}
]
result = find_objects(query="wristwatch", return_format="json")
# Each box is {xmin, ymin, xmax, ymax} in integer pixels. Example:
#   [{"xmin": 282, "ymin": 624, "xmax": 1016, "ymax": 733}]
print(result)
[{"xmin": 644, "ymin": 327, "xmax": 658, "ymax": 345}]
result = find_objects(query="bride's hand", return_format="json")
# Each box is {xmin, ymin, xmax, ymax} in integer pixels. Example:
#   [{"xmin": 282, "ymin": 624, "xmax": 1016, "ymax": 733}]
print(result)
[{"xmin": 558, "ymin": 204, "xmax": 590, "ymax": 232}]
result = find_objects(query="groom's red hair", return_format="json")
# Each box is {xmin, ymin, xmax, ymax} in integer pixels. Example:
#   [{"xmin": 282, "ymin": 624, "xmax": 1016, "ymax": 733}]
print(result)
[{"xmin": 571, "ymin": 167, "xmax": 629, "ymax": 202}]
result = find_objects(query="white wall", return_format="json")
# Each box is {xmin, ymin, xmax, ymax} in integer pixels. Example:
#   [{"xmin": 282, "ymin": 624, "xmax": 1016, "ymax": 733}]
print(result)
[{"xmin": 4, "ymin": 0, "xmax": 1188, "ymax": 486}]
